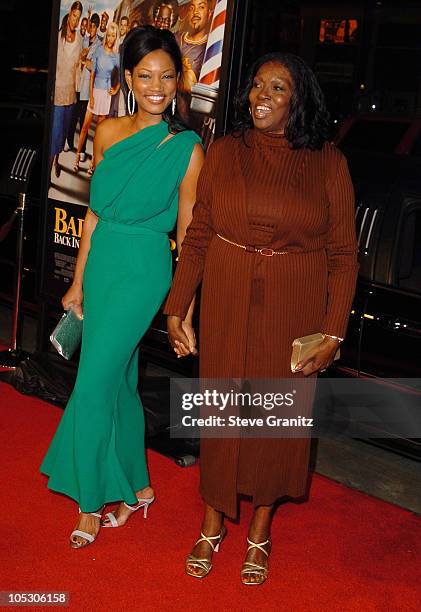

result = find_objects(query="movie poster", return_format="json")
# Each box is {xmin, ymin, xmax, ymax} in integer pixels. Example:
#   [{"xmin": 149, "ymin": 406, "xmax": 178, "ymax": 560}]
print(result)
[
  {"xmin": 48, "ymin": 0, "xmax": 229, "ymax": 207},
  {"xmin": 43, "ymin": 0, "xmax": 232, "ymax": 298}
]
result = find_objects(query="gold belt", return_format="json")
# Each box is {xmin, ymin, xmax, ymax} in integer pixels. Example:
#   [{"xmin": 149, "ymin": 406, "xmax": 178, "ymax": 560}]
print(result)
[{"xmin": 216, "ymin": 233, "xmax": 288, "ymax": 257}]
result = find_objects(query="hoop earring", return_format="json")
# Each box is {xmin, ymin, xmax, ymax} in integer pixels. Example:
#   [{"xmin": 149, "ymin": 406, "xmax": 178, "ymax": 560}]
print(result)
[
  {"xmin": 172, "ymin": 97, "xmax": 176, "ymax": 116},
  {"xmin": 128, "ymin": 89, "xmax": 135, "ymax": 116}
]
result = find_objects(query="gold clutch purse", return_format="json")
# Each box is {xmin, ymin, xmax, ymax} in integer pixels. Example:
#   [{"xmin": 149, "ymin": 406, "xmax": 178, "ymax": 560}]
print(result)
[{"xmin": 291, "ymin": 333, "xmax": 340, "ymax": 372}]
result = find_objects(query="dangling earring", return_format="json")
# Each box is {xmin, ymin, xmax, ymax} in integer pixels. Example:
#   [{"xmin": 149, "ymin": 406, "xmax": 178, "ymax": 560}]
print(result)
[
  {"xmin": 172, "ymin": 97, "xmax": 176, "ymax": 116},
  {"xmin": 128, "ymin": 89, "xmax": 135, "ymax": 116}
]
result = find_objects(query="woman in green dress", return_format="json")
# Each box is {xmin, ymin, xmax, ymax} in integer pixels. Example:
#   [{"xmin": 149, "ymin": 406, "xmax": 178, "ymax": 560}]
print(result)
[{"xmin": 41, "ymin": 26, "xmax": 203, "ymax": 548}]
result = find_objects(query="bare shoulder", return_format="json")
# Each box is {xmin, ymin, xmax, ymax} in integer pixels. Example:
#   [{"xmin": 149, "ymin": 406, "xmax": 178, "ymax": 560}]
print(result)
[
  {"xmin": 181, "ymin": 142, "xmax": 205, "ymax": 186},
  {"xmin": 191, "ymin": 142, "xmax": 205, "ymax": 164},
  {"xmin": 95, "ymin": 116, "xmax": 133, "ymax": 155}
]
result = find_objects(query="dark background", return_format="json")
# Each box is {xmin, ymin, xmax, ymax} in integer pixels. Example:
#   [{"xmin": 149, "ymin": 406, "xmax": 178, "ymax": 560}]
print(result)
[
  {"xmin": 3, "ymin": 0, "xmax": 421, "ymax": 117},
  {"xmin": 0, "ymin": 0, "xmax": 51, "ymax": 104}
]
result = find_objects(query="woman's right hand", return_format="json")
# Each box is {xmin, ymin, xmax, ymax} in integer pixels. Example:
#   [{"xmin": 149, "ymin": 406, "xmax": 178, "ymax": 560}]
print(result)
[
  {"xmin": 167, "ymin": 315, "xmax": 197, "ymax": 358},
  {"xmin": 62, "ymin": 283, "xmax": 83, "ymax": 319}
]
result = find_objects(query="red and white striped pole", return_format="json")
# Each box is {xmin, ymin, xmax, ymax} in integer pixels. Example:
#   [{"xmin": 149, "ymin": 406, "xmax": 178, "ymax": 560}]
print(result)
[{"xmin": 190, "ymin": 0, "xmax": 227, "ymax": 115}]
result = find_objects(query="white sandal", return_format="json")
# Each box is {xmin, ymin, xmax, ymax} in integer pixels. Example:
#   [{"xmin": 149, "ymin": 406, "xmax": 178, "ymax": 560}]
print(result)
[
  {"xmin": 186, "ymin": 527, "xmax": 226, "ymax": 579},
  {"xmin": 240, "ymin": 537, "xmax": 271, "ymax": 585},
  {"xmin": 70, "ymin": 507, "xmax": 104, "ymax": 549},
  {"xmin": 102, "ymin": 496, "xmax": 155, "ymax": 528}
]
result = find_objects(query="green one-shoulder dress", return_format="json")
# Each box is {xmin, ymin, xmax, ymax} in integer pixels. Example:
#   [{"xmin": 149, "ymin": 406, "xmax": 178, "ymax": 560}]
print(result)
[{"xmin": 41, "ymin": 121, "xmax": 201, "ymax": 512}]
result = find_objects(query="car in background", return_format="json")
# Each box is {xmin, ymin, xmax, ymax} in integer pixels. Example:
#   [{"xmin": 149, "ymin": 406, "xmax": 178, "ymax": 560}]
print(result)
[
  {"xmin": 331, "ymin": 114, "xmax": 421, "ymax": 459},
  {"xmin": 335, "ymin": 114, "xmax": 421, "ymax": 156}
]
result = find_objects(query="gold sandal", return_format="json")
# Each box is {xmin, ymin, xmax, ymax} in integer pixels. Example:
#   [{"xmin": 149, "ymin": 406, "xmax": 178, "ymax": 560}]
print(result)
[
  {"xmin": 241, "ymin": 537, "xmax": 271, "ymax": 585},
  {"xmin": 186, "ymin": 526, "xmax": 226, "ymax": 579}
]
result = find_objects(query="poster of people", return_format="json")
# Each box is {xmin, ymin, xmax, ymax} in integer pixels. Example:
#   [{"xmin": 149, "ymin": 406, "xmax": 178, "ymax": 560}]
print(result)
[
  {"xmin": 48, "ymin": 0, "xmax": 230, "ymax": 207},
  {"xmin": 44, "ymin": 0, "xmax": 232, "ymax": 297}
]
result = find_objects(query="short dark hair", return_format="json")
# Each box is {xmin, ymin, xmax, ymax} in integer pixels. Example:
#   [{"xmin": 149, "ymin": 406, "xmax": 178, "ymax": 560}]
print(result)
[
  {"xmin": 121, "ymin": 16, "xmax": 129, "ymax": 24},
  {"xmin": 121, "ymin": 26, "xmax": 186, "ymax": 133},
  {"xmin": 233, "ymin": 52, "xmax": 330, "ymax": 150},
  {"xmin": 90, "ymin": 12, "xmax": 100, "ymax": 28}
]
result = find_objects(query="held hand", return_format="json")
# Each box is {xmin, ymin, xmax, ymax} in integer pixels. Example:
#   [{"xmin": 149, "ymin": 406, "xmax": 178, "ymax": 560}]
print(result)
[
  {"xmin": 167, "ymin": 315, "xmax": 195, "ymax": 358},
  {"xmin": 181, "ymin": 320, "xmax": 198, "ymax": 356},
  {"xmin": 62, "ymin": 283, "xmax": 83, "ymax": 320},
  {"xmin": 293, "ymin": 336, "xmax": 340, "ymax": 377}
]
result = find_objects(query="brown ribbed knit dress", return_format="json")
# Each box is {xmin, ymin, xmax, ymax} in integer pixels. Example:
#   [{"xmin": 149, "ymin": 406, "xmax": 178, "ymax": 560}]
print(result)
[{"xmin": 164, "ymin": 128, "xmax": 358, "ymax": 518}]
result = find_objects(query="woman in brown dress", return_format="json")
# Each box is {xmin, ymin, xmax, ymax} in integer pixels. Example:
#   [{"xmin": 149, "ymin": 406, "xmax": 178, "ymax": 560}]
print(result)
[{"xmin": 164, "ymin": 52, "xmax": 358, "ymax": 584}]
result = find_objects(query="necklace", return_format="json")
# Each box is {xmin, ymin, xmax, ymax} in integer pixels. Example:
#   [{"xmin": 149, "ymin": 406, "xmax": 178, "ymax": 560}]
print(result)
[{"xmin": 183, "ymin": 32, "xmax": 208, "ymax": 45}]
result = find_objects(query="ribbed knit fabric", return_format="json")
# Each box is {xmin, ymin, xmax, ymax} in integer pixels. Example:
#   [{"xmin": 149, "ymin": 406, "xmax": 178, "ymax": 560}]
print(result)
[{"xmin": 164, "ymin": 129, "xmax": 358, "ymax": 518}]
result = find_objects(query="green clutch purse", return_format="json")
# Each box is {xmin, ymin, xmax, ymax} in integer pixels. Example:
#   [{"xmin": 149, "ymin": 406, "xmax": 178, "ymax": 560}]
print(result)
[{"xmin": 50, "ymin": 307, "xmax": 83, "ymax": 360}]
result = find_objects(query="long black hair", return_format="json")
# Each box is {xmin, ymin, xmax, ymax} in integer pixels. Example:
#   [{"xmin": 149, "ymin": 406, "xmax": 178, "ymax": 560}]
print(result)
[
  {"xmin": 233, "ymin": 52, "xmax": 330, "ymax": 150},
  {"xmin": 60, "ymin": 1, "xmax": 83, "ymax": 41},
  {"xmin": 120, "ymin": 25, "xmax": 186, "ymax": 133}
]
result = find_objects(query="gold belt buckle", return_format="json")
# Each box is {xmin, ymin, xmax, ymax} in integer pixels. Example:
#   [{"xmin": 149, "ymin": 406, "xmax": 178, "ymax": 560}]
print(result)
[{"xmin": 257, "ymin": 247, "xmax": 275, "ymax": 257}]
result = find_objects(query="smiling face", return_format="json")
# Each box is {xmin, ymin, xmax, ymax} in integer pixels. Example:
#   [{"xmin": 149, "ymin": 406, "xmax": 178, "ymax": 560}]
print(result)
[
  {"xmin": 248, "ymin": 61, "xmax": 294, "ymax": 134},
  {"xmin": 155, "ymin": 5, "xmax": 172, "ymax": 29},
  {"xmin": 100, "ymin": 13, "xmax": 109, "ymax": 32},
  {"xmin": 90, "ymin": 21, "xmax": 98, "ymax": 39},
  {"xmin": 80, "ymin": 17, "xmax": 88, "ymax": 37},
  {"xmin": 119, "ymin": 17, "xmax": 129, "ymax": 37},
  {"xmin": 125, "ymin": 49, "xmax": 177, "ymax": 118},
  {"xmin": 68, "ymin": 8, "xmax": 81, "ymax": 33},
  {"xmin": 105, "ymin": 27, "xmax": 117, "ymax": 50}
]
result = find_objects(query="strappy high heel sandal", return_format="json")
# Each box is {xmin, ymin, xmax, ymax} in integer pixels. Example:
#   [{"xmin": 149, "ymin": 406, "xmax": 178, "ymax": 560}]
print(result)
[
  {"xmin": 101, "ymin": 496, "xmax": 155, "ymax": 528},
  {"xmin": 87, "ymin": 161, "xmax": 95, "ymax": 176},
  {"xmin": 73, "ymin": 153, "xmax": 81, "ymax": 173},
  {"xmin": 186, "ymin": 526, "xmax": 226, "ymax": 579},
  {"xmin": 241, "ymin": 537, "xmax": 271, "ymax": 585},
  {"xmin": 70, "ymin": 507, "xmax": 104, "ymax": 549}
]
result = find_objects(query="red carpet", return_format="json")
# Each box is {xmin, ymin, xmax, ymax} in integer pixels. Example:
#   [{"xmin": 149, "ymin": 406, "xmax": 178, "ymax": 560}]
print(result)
[{"xmin": 0, "ymin": 382, "xmax": 420, "ymax": 612}]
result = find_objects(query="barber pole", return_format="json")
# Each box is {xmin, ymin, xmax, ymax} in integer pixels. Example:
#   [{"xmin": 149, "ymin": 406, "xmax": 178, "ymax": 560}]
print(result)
[{"xmin": 190, "ymin": 0, "xmax": 227, "ymax": 115}]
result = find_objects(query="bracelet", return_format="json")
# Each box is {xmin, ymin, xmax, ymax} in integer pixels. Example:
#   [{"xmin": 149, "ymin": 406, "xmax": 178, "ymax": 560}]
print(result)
[{"xmin": 323, "ymin": 333, "xmax": 344, "ymax": 343}]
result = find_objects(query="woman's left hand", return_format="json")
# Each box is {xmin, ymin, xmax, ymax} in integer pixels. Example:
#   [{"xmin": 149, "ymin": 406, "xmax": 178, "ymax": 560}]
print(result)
[
  {"xmin": 181, "ymin": 320, "xmax": 198, "ymax": 356},
  {"xmin": 293, "ymin": 336, "xmax": 340, "ymax": 377},
  {"xmin": 167, "ymin": 315, "xmax": 197, "ymax": 358}
]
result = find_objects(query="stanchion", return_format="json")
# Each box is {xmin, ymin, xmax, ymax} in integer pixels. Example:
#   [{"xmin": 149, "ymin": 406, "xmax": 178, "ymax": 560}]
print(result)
[{"xmin": 0, "ymin": 146, "xmax": 38, "ymax": 369}]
